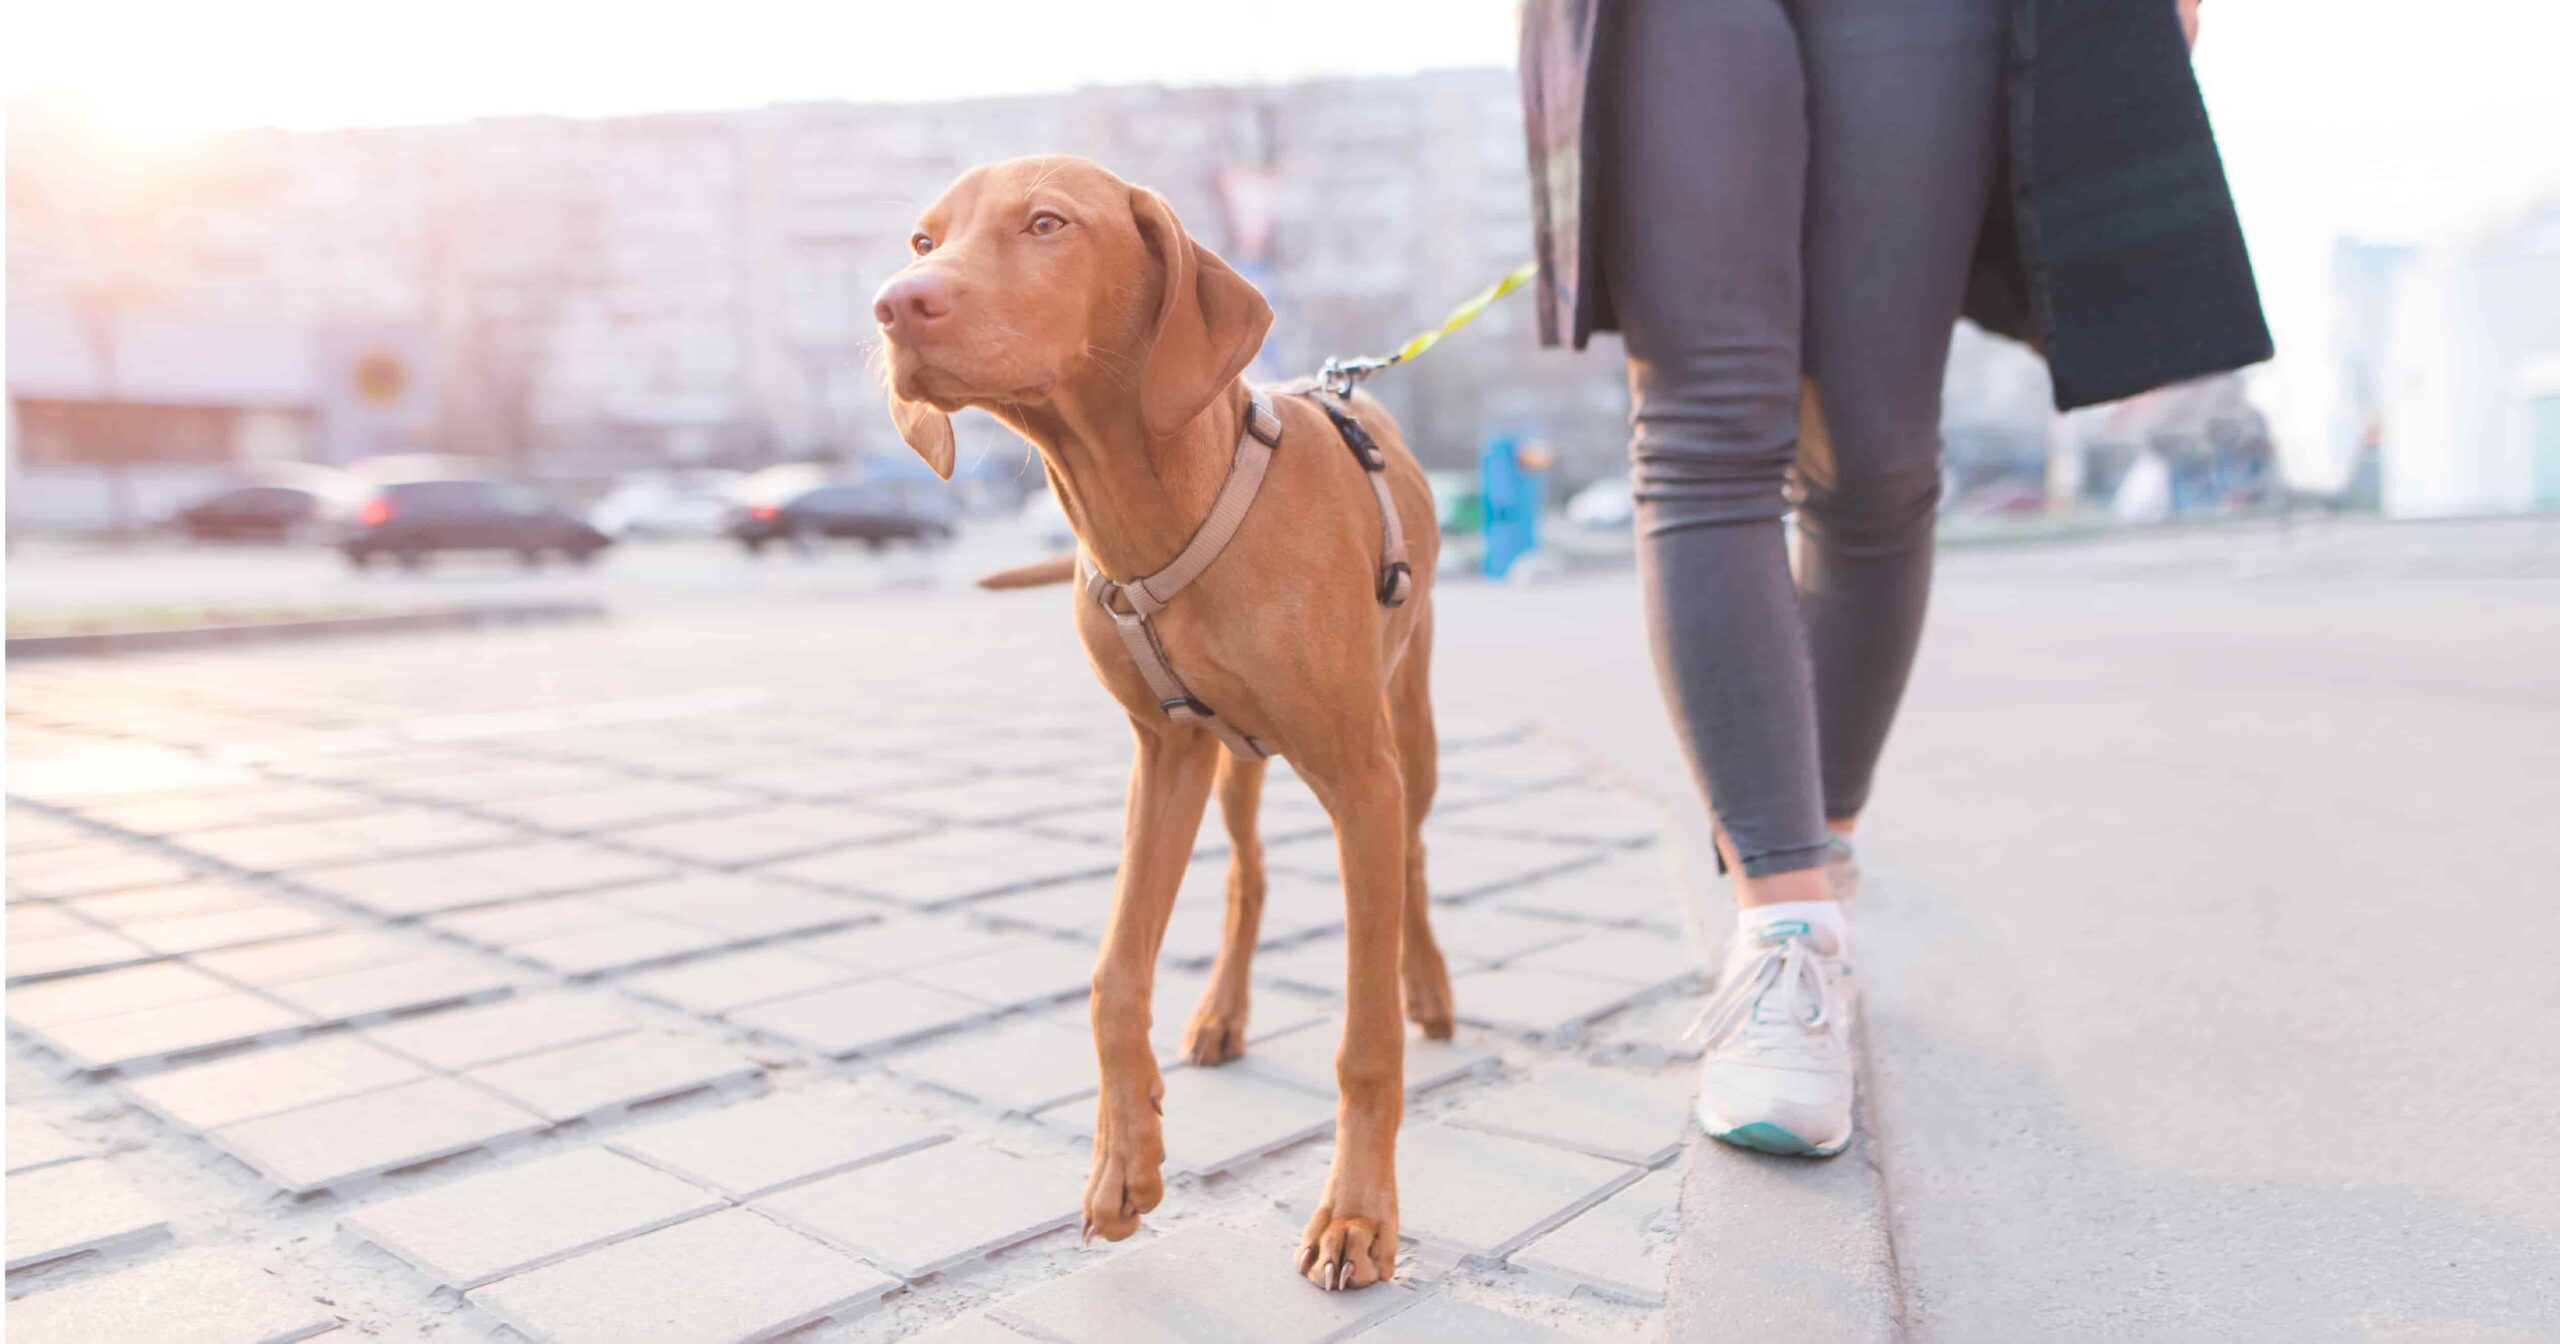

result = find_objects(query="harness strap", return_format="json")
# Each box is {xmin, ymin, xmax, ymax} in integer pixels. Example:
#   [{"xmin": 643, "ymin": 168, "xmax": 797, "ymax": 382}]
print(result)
[
  {"xmin": 1078, "ymin": 385, "xmax": 1415, "ymax": 761},
  {"xmin": 1307, "ymin": 395, "xmax": 1415, "ymax": 607},
  {"xmin": 1098, "ymin": 395, "xmax": 1284, "ymax": 619},
  {"xmin": 1080, "ymin": 391, "xmax": 1284, "ymax": 759}
]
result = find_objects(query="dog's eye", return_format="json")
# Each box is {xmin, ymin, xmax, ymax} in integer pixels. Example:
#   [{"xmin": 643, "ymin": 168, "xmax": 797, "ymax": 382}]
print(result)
[
  {"xmin": 1028, "ymin": 210, "xmax": 1067, "ymax": 237},
  {"xmin": 910, "ymin": 232, "xmax": 934, "ymax": 255}
]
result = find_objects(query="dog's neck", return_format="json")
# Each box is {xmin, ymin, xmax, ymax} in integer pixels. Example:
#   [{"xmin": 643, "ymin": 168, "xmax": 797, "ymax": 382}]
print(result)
[{"xmin": 998, "ymin": 382, "xmax": 1249, "ymax": 582}]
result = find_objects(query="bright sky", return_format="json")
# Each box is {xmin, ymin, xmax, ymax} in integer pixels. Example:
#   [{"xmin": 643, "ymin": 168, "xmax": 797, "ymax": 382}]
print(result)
[
  {"xmin": 5, "ymin": 1, "xmax": 1516, "ymax": 134},
  {"xmin": 13, "ymin": 0, "xmax": 2558, "ymax": 484},
  {"xmin": 13, "ymin": 0, "xmax": 2554, "ymax": 239}
]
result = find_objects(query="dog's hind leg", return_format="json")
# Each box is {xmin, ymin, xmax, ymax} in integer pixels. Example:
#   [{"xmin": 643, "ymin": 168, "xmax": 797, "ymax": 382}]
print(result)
[
  {"xmin": 1183, "ymin": 751, "xmax": 1266, "ymax": 1065},
  {"xmin": 1082, "ymin": 724, "xmax": 1220, "ymax": 1243},
  {"xmin": 1390, "ymin": 611, "xmax": 1455, "ymax": 1040}
]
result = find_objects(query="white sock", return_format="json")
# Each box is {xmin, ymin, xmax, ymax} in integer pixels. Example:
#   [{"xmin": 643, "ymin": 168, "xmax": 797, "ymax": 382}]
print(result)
[{"xmin": 1739, "ymin": 899, "xmax": 1849, "ymax": 955}]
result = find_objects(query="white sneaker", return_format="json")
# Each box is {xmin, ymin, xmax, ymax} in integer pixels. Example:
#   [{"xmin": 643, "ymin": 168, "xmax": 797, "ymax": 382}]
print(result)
[{"xmin": 1692, "ymin": 917, "xmax": 1856, "ymax": 1156}]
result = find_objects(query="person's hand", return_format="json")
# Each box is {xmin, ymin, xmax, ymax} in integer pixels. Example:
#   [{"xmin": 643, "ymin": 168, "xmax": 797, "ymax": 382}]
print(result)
[{"xmin": 2177, "ymin": 0, "xmax": 2201, "ymax": 47}]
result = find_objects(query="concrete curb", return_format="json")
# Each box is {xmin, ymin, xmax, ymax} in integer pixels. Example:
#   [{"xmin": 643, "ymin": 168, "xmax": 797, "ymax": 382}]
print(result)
[
  {"xmin": 7, "ymin": 602, "xmax": 607, "ymax": 660},
  {"xmin": 1529, "ymin": 721, "xmax": 1906, "ymax": 1342},
  {"xmin": 1662, "ymin": 1035, "xmax": 1904, "ymax": 1342}
]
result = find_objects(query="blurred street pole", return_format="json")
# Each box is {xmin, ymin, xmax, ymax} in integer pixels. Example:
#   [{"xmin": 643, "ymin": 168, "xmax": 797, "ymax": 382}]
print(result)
[{"xmin": 2046, "ymin": 410, "xmax": 2086, "ymax": 519}]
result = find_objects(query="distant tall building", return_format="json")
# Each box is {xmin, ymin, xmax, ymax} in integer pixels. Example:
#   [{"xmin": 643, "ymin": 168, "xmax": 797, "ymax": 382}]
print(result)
[{"xmin": 2380, "ymin": 204, "xmax": 2560, "ymax": 518}]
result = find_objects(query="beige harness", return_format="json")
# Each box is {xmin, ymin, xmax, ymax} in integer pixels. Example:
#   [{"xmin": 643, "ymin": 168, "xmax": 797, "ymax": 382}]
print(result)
[{"xmin": 1079, "ymin": 387, "xmax": 1414, "ymax": 760}]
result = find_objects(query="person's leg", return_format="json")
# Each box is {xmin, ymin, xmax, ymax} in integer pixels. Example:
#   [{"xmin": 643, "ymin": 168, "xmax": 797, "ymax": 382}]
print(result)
[
  {"xmin": 1794, "ymin": 0, "xmax": 2009, "ymax": 830},
  {"xmin": 1600, "ymin": 0, "xmax": 1831, "ymax": 908},
  {"xmin": 1608, "ymin": 0, "xmax": 2010, "ymax": 1159},
  {"xmin": 1602, "ymin": 0, "xmax": 1859, "ymax": 1159}
]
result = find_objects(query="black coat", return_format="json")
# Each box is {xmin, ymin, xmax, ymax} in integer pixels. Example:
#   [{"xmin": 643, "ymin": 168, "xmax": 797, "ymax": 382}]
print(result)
[{"xmin": 1520, "ymin": 0, "xmax": 2274, "ymax": 411}]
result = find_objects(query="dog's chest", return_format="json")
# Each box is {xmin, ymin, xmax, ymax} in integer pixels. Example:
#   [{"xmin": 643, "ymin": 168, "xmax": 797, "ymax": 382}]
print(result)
[
  {"xmin": 1073, "ymin": 593, "xmax": 1231, "ymax": 714},
  {"xmin": 1072, "ymin": 579, "xmax": 1331, "ymax": 759}
]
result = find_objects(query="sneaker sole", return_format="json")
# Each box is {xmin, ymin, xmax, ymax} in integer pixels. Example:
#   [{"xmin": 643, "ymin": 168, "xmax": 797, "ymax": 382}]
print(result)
[{"xmin": 1704, "ymin": 1119, "xmax": 1848, "ymax": 1158}]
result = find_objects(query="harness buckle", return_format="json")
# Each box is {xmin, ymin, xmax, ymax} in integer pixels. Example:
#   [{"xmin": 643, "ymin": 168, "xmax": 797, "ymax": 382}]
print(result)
[
  {"xmin": 1311, "ymin": 397, "xmax": 1389, "ymax": 472},
  {"xmin": 1377, "ymin": 560, "xmax": 1412, "ymax": 608},
  {"xmin": 1242, "ymin": 397, "xmax": 1283, "ymax": 448},
  {"xmin": 1160, "ymin": 695, "xmax": 1211, "ymax": 720}
]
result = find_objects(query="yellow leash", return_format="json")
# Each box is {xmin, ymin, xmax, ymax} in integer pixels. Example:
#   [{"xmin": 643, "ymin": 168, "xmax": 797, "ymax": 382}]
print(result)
[{"xmin": 1317, "ymin": 261, "xmax": 1540, "ymax": 397}]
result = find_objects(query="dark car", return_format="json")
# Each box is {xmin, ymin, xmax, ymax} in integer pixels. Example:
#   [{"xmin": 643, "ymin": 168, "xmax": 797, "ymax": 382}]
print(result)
[
  {"xmin": 170, "ymin": 484, "xmax": 347, "ymax": 543},
  {"xmin": 726, "ymin": 479, "xmax": 958, "ymax": 556},
  {"xmin": 342, "ymin": 479, "xmax": 611, "ymax": 571}
]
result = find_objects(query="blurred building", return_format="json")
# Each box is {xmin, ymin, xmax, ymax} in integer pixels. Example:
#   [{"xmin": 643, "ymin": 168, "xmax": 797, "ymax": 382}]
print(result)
[
  {"xmin": 7, "ymin": 74, "xmax": 1633, "ymax": 530},
  {"xmin": 18, "ymin": 73, "xmax": 2311, "ymax": 536},
  {"xmin": 2378, "ymin": 202, "xmax": 2560, "ymax": 518}
]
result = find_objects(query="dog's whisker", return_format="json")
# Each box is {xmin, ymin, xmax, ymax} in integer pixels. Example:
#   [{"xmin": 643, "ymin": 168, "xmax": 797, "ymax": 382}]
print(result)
[{"xmin": 1079, "ymin": 344, "xmax": 1140, "ymax": 387}]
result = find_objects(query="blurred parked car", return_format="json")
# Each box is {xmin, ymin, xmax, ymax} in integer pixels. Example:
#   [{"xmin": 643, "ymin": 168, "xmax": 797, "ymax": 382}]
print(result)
[
  {"xmin": 169, "ymin": 484, "xmax": 351, "ymax": 543},
  {"xmin": 342, "ymin": 479, "xmax": 612, "ymax": 570},
  {"xmin": 589, "ymin": 473, "xmax": 743, "ymax": 540},
  {"xmin": 1564, "ymin": 474, "xmax": 1634, "ymax": 529},
  {"xmin": 726, "ymin": 473, "xmax": 959, "ymax": 556}
]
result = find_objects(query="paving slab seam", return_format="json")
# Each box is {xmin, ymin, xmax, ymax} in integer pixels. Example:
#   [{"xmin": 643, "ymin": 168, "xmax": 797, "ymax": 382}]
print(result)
[
  {"xmin": 515, "ymin": 1067, "xmax": 771, "ymax": 1129},
  {"xmin": 891, "ymin": 872, "xmax": 1129, "ymax": 914},
  {"xmin": 21, "ymin": 939, "xmax": 786, "ymax": 1201},
  {"xmin": 3, "ymin": 1231, "xmax": 205, "ymax": 1306},
  {"xmin": 34, "ymin": 1000, "xmax": 777, "ymax": 1207},
  {"xmin": 392, "ymin": 790, "xmax": 779, "ymax": 842},
  {"xmin": 19, "ymin": 765, "xmax": 916, "ymax": 919},
  {"xmin": 1487, "ymin": 1166, "xmax": 1654, "ymax": 1265},
  {"xmin": 3, "ymin": 793, "xmax": 640, "ymax": 949},
  {"xmin": 9, "ymin": 975, "xmax": 543, "ymax": 1082},
  {"xmin": 6, "ymin": 947, "xmax": 169, "ymax": 988},
  {"xmin": 309, "ymin": 985, "xmax": 523, "ymax": 1032},
  {"xmin": 475, "ymin": 917, "xmax": 883, "ymax": 981},
  {"xmin": 1495, "ymin": 1257, "xmax": 1668, "ymax": 1311},
  {"xmin": 607, "ymin": 1125, "xmax": 954, "ymax": 1203}
]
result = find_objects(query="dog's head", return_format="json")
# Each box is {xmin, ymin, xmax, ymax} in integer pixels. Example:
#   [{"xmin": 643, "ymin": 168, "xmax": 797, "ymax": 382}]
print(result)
[{"xmin": 872, "ymin": 155, "xmax": 1273, "ymax": 478}]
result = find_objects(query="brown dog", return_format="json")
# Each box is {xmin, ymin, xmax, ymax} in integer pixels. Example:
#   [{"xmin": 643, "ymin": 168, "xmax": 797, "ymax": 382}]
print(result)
[{"xmin": 873, "ymin": 156, "xmax": 1452, "ymax": 1290}]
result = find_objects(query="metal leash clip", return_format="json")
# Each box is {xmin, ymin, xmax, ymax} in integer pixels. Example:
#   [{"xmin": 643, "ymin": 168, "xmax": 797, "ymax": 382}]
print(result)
[{"xmin": 1317, "ymin": 355, "xmax": 1393, "ymax": 399}]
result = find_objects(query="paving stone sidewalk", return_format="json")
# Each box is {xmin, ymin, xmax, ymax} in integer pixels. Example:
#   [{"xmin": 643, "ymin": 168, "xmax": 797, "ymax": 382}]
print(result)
[{"xmin": 6, "ymin": 620, "xmax": 1707, "ymax": 1342}]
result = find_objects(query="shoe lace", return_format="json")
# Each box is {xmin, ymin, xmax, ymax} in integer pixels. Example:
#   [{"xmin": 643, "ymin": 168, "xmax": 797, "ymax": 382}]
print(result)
[{"xmin": 1685, "ymin": 931, "xmax": 1837, "ymax": 1050}]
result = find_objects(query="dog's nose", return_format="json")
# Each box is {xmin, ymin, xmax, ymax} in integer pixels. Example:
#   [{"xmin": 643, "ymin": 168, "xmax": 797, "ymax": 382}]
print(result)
[{"xmin": 873, "ymin": 272, "xmax": 953, "ymax": 336}]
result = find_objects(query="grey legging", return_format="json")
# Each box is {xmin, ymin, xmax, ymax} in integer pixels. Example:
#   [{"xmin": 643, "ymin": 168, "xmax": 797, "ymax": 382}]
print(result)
[{"xmin": 1601, "ymin": 0, "xmax": 2008, "ymax": 877}]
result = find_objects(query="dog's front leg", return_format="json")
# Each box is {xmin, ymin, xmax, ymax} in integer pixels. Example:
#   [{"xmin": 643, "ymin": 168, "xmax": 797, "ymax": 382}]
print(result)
[
  {"xmin": 1295, "ymin": 746, "xmax": 1407, "ymax": 1290},
  {"xmin": 1082, "ymin": 724, "xmax": 1219, "ymax": 1243}
]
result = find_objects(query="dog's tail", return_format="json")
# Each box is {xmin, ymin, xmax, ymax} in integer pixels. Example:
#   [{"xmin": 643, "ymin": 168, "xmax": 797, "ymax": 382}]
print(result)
[{"xmin": 977, "ymin": 553, "xmax": 1078, "ymax": 590}]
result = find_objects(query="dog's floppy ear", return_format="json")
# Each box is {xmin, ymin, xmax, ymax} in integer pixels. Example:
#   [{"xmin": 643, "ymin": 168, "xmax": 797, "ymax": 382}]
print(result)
[
  {"xmin": 888, "ymin": 389, "xmax": 955, "ymax": 480},
  {"xmin": 1130, "ymin": 187, "xmax": 1273, "ymax": 439}
]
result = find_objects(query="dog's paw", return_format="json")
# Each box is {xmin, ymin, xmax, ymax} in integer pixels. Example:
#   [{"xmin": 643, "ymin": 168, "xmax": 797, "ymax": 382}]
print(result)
[
  {"xmin": 1181, "ymin": 1009, "xmax": 1249, "ymax": 1066},
  {"xmin": 1403, "ymin": 963, "xmax": 1455, "ymax": 1042},
  {"xmin": 1080, "ymin": 1086, "xmax": 1167, "ymax": 1243},
  {"xmin": 1295, "ymin": 1208, "xmax": 1397, "ymax": 1291}
]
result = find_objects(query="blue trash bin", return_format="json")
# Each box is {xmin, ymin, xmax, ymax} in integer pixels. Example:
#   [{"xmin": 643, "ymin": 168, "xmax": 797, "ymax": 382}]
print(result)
[{"xmin": 1480, "ymin": 436, "xmax": 1545, "ymax": 579}]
